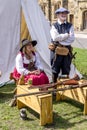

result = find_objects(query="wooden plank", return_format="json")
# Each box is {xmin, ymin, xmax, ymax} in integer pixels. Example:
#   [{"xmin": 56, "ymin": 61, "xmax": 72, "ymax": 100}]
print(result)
[
  {"xmin": 56, "ymin": 79, "xmax": 87, "ymax": 115},
  {"xmin": 83, "ymin": 89, "xmax": 87, "ymax": 115},
  {"xmin": 40, "ymin": 95, "xmax": 53, "ymax": 125},
  {"xmin": 16, "ymin": 85, "xmax": 53, "ymax": 125},
  {"xmin": 17, "ymin": 86, "xmax": 40, "ymax": 113},
  {"xmin": 56, "ymin": 85, "xmax": 87, "ymax": 104}
]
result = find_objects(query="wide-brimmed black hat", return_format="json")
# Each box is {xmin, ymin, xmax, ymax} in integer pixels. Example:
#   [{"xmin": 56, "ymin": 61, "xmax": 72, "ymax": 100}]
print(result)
[{"xmin": 20, "ymin": 39, "xmax": 37, "ymax": 51}]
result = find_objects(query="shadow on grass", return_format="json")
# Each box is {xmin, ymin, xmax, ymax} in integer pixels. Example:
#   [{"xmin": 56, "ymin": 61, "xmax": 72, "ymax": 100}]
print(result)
[
  {"xmin": 82, "ymin": 74, "xmax": 87, "ymax": 80},
  {"xmin": 0, "ymin": 83, "xmax": 16, "ymax": 103},
  {"xmin": 0, "ymin": 92, "xmax": 14, "ymax": 104},
  {"xmin": 0, "ymin": 83, "xmax": 16, "ymax": 92},
  {"xmin": 26, "ymin": 107, "xmax": 39, "ymax": 119},
  {"xmin": 40, "ymin": 98, "xmax": 86, "ymax": 129},
  {"xmin": 23, "ymin": 98, "xmax": 86, "ymax": 129},
  {"xmin": 44, "ymin": 99, "xmax": 86, "ymax": 129},
  {"xmin": 53, "ymin": 98, "xmax": 83, "ymax": 111},
  {"xmin": 44, "ymin": 111, "xmax": 87, "ymax": 129},
  {"xmin": 64, "ymin": 98, "xmax": 83, "ymax": 110}
]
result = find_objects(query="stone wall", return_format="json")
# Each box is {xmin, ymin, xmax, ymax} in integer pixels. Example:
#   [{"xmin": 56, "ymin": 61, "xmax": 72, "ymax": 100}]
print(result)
[{"xmin": 38, "ymin": 0, "xmax": 87, "ymax": 31}]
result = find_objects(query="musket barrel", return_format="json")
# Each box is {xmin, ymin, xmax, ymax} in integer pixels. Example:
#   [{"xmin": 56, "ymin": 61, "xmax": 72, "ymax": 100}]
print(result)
[{"xmin": 15, "ymin": 83, "xmax": 87, "ymax": 99}]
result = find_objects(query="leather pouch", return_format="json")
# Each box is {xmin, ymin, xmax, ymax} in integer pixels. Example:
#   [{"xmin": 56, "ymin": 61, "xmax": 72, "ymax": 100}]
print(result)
[{"xmin": 55, "ymin": 46, "xmax": 69, "ymax": 55}]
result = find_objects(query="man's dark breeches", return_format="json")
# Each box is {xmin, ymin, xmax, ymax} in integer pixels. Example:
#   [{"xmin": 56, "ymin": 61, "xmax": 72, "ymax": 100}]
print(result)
[
  {"xmin": 52, "ymin": 54, "xmax": 71, "ymax": 75},
  {"xmin": 50, "ymin": 45, "xmax": 72, "ymax": 82}
]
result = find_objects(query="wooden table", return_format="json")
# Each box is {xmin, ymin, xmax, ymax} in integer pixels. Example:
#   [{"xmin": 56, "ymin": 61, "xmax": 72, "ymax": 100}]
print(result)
[
  {"xmin": 16, "ymin": 84, "xmax": 53, "ymax": 126},
  {"xmin": 56, "ymin": 79, "xmax": 87, "ymax": 115}
]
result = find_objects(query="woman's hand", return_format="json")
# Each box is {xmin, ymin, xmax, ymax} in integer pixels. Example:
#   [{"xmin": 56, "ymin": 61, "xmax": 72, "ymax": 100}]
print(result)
[
  {"xmin": 34, "ymin": 70, "xmax": 41, "ymax": 75},
  {"xmin": 29, "ymin": 70, "xmax": 41, "ymax": 75}
]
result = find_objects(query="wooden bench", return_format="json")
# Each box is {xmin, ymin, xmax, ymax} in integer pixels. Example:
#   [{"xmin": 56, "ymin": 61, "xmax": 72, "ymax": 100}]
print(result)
[
  {"xmin": 56, "ymin": 79, "xmax": 87, "ymax": 115},
  {"xmin": 16, "ymin": 84, "xmax": 53, "ymax": 126}
]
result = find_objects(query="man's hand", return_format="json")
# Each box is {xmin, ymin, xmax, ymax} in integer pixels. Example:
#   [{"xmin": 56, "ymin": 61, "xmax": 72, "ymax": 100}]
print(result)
[{"xmin": 48, "ymin": 43, "xmax": 56, "ymax": 51}]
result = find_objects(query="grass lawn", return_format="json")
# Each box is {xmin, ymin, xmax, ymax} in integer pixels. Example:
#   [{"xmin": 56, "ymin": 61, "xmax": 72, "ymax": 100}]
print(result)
[
  {"xmin": 73, "ymin": 48, "xmax": 87, "ymax": 78},
  {"xmin": 0, "ymin": 84, "xmax": 87, "ymax": 130},
  {"xmin": 0, "ymin": 47, "xmax": 87, "ymax": 130}
]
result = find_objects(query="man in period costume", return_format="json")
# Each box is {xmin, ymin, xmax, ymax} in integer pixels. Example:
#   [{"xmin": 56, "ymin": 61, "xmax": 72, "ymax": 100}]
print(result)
[{"xmin": 49, "ymin": 7, "xmax": 75, "ymax": 82}]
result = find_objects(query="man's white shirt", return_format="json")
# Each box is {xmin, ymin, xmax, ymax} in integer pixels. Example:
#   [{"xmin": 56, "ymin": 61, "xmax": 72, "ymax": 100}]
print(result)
[{"xmin": 50, "ymin": 19, "xmax": 75, "ymax": 46}]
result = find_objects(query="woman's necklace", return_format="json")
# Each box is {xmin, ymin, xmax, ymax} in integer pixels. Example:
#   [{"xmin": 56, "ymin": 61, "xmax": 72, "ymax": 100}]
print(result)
[{"xmin": 25, "ymin": 52, "xmax": 33, "ymax": 60}]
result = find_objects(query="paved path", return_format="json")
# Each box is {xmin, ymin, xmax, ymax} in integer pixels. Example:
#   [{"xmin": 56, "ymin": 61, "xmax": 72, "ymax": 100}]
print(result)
[{"xmin": 72, "ymin": 31, "xmax": 87, "ymax": 49}]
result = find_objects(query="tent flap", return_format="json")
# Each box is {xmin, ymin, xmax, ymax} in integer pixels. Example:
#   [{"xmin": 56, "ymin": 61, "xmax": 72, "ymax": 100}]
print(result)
[
  {"xmin": 0, "ymin": 0, "xmax": 52, "ymax": 84},
  {"xmin": 0, "ymin": 0, "xmax": 21, "ymax": 83}
]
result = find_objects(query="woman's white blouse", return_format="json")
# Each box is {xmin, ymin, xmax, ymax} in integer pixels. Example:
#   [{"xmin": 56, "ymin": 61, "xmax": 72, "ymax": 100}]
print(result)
[{"xmin": 16, "ymin": 52, "xmax": 43, "ymax": 75}]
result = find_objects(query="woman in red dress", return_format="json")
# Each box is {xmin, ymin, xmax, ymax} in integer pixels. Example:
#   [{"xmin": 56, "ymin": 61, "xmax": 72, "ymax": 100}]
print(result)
[{"xmin": 12, "ymin": 39, "xmax": 49, "ymax": 85}]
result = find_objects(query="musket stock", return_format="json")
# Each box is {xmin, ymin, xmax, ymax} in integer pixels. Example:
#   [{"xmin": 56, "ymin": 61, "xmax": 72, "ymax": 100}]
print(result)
[{"xmin": 28, "ymin": 79, "xmax": 79, "ymax": 90}]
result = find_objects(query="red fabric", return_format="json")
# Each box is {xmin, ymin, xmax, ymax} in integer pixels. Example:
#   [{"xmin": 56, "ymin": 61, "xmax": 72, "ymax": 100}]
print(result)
[{"xmin": 12, "ymin": 68, "xmax": 49, "ymax": 85}]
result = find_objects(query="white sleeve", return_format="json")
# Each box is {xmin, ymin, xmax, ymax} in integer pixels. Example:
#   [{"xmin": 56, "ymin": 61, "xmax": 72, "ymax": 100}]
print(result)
[
  {"xmin": 16, "ymin": 53, "xmax": 29, "ymax": 75},
  {"xmin": 50, "ymin": 25, "xmax": 69, "ymax": 42},
  {"xmin": 35, "ymin": 52, "xmax": 44, "ymax": 71},
  {"xmin": 60, "ymin": 25, "xmax": 75, "ymax": 46}
]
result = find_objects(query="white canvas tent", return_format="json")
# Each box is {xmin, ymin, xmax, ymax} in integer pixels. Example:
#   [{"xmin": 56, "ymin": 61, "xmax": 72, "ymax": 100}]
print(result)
[
  {"xmin": 0, "ymin": 0, "xmax": 52, "ymax": 84},
  {"xmin": 0, "ymin": 0, "xmax": 82, "ymax": 85}
]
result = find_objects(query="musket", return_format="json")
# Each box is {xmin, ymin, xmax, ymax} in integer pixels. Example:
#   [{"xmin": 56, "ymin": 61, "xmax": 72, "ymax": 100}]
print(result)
[
  {"xmin": 14, "ymin": 82, "xmax": 87, "ymax": 99},
  {"xmin": 28, "ymin": 79, "xmax": 79, "ymax": 90}
]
